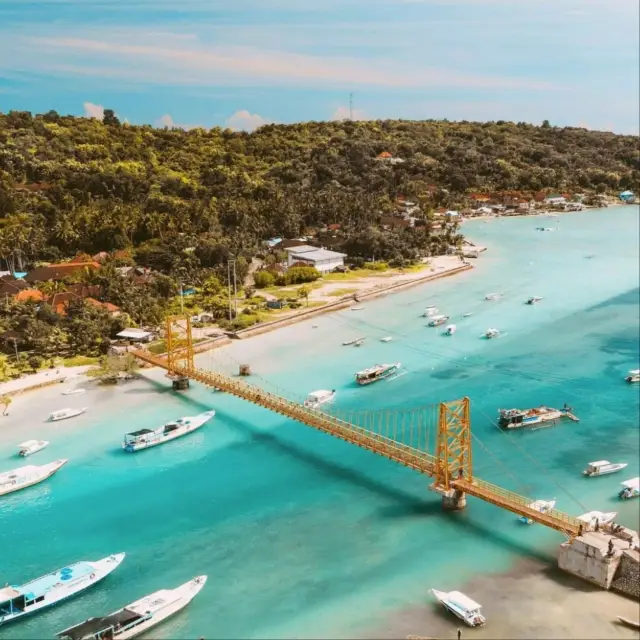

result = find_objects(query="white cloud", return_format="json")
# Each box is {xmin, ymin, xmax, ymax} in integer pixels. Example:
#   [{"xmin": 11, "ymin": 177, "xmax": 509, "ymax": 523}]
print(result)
[
  {"xmin": 156, "ymin": 114, "xmax": 175, "ymax": 127},
  {"xmin": 331, "ymin": 106, "xmax": 369, "ymax": 121},
  {"xmin": 83, "ymin": 101, "xmax": 104, "ymax": 119},
  {"xmin": 225, "ymin": 110, "xmax": 271, "ymax": 131}
]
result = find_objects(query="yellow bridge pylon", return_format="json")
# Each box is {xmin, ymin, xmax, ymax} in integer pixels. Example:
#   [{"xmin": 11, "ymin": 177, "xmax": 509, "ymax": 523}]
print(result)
[{"xmin": 132, "ymin": 316, "xmax": 580, "ymax": 537}]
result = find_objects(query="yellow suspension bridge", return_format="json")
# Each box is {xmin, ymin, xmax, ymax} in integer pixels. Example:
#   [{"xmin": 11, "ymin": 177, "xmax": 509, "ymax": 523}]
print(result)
[{"xmin": 133, "ymin": 316, "xmax": 581, "ymax": 537}]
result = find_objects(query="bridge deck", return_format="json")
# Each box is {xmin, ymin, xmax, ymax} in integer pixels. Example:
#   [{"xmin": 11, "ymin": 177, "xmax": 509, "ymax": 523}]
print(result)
[{"xmin": 133, "ymin": 349, "xmax": 580, "ymax": 537}]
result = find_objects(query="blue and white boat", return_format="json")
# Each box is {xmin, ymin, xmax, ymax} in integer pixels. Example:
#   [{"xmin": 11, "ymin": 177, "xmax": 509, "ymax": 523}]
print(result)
[
  {"xmin": 430, "ymin": 589, "xmax": 486, "ymax": 627},
  {"xmin": 0, "ymin": 553, "xmax": 125, "ymax": 626},
  {"xmin": 123, "ymin": 411, "xmax": 215, "ymax": 452}
]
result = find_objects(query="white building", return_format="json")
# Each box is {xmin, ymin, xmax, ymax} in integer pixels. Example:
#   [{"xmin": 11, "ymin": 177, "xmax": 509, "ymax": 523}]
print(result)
[
  {"xmin": 284, "ymin": 245, "xmax": 347, "ymax": 273},
  {"xmin": 116, "ymin": 328, "xmax": 154, "ymax": 343},
  {"xmin": 545, "ymin": 195, "xmax": 566, "ymax": 205}
]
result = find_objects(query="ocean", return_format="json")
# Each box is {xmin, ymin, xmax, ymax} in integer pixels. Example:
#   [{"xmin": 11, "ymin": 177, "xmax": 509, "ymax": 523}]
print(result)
[{"xmin": 1, "ymin": 206, "xmax": 638, "ymax": 639}]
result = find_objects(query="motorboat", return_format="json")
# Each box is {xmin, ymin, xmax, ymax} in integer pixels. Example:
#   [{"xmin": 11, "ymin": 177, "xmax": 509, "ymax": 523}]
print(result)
[
  {"xmin": 380, "ymin": 336, "xmax": 393, "ymax": 343},
  {"xmin": 519, "ymin": 498, "xmax": 556, "ymax": 524},
  {"xmin": 350, "ymin": 306, "xmax": 364, "ymax": 311},
  {"xmin": 0, "ymin": 553, "xmax": 125, "ymax": 624},
  {"xmin": 577, "ymin": 510, "xmax": 617, "ymax": 530},
  {"xmin": 62, "ymin": 388, "xmax": 86, "ymax": 396},
  {"xmin": 49, "ymin": 408, "xmax": 86, "ymax": 422},
  {"xmin": 0, "ymin": 459, "xmax": 68, "ymax": 497},
  {"xmin": 619, "ymin": 477, "xmax": 640, "ymax": 500},
  {"xmin": 429, "ymin": 589, "xmax": 485, "ymax": 627},
  {"xmin": 428, "ymin": 315, "xmax": 449, "ymax": 327},
  {"xmin": 55, "ymin": 575, "xmax": 206, "ymax": 640},
  {"xmin": 583, "ymin": 460, "xmax": 628, "ymax": 477},
  {"xmin": 303, "ymin": 389, "xmax": 336, "ymax": 409},
  {"xmin": 482, "ymin": 328, "xmax": 500, "ymax": 339},
  {"xmin": 485, "ymin": 292, "xmax": 501, "ymax": 301},
  {"xmin": 18, "ymin": 440, "xmax": 50, "ymax": 457},
  {"xmin": 444, "ymin": 324, "xmax": 456, "ymax": 336},
  {"xmin": 526, "ymin": 296, "xmax": 543, "ymax": 305},
  {"xmin": 355, "ymin": 363, "xmax": 401, "ymax": 386},
  {"xmin": 123, "ymin": 410, "xmax": 215, "ymax": 453},
  {"xmin": 625, "ymin": 369, "xmax": 640, "ymax": 383},
  {"xmin": 462, "ymin": 313, "xmax": 473, "ymax": 318},
  {"xmin": 342, "ymin": 337, "xmax": 364, "ymax": 346},
  {"xmin": 423, "ymin": 306, "xmax": 439, "ymax": 318},
  {"xmin": 354, "ymin": 339, "xmax": 364, "ymax": 347},
  {"xmin": 498, "ymin": 405, "xmax": 578, "ymax": 429}
]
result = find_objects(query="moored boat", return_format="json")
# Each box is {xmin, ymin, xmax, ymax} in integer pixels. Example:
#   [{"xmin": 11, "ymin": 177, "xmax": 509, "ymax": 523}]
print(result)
[
  {"xmin": 380, "ymin": 336, "xmax": 393, "ymax": 343},
  {"xmin": 354, "ymin": 339, "xmax": 364, "ymax": 347},
  {"xmin": 526, "ymin": 296, "xmax": 543, "ymax": 305},
  {"xmin": 350, "ymin": 306, "xmax": 364, "ymax": 311},
  {"xmin": 423, "ymin": 306, "xmax": 438, "ymax": 317},
  {"xmin": 18, "ymin": 439, "xmax": 49, "ymax": 457},
  {"xmin": 482, "ymin": 328, "xmax": 500, "ymax": 339},
  {"xmin": 619, "ymin": 477, "xmax": 640, "ymax": 500},
  {"xmin": 429, "ymin": 589, "xmax": 485, "ymax": 627},
  {"xmin": 625, "ymin": 369, "xmax": 640, "ymax": 383},
  {"xmin": 303, "ymin": 389, "xmax": 336, "ymax": 409},
  {"xmin": 55, "ymin": 575, "xmax": 206, "ymax": 640},
  {"xmin": 342, "ymin": 337, "xmax": 364, "ymax": 346},
  {"xmin": 519, "ymin": 498, "xmax": 556, "ymax": 524},
  {"xmin": 583, "ymin": 460, "xmax": 628, "ymax": 477},
  {"xmin": 485, "ymin": 292, "xmax": 501, "ymax": 300},
  {"xmin": 498, "ymin": 405, "xmax": 578, "ymax": 429},
  {"xmin": 123, "ymin": 410, "xmax": 215, "ymax": 452},
  {"xmin": 61, "ymin": 388, "xmax": 86, "ymax": 396},
  {"xmin": 617, "ymin": 617, "xmax": 640, "ymax": 630},
  {"xmin": 0, "ymin": 553, "xmax": 125, "ymax": 625},
  {"xmin": 428, "ymin": 315, "xmax": 449, "ymax": 327},
  {"xmin": 0, "ymin": 459, "xmax": 67, "ymax": 497},
  {"xmin": 577, "ymin": 510, "xmax": 617, "ymax": 530},
  {"xmin": 49, "ymin": 408, "xmax": 86, "ymax": 422},
  {"xmin": 444, "ymin": 324, "xmax": 456, "ymax": 336},
  {"xmin": 355, "ymin": 363, "xmax": 401, "ymax": 386}
]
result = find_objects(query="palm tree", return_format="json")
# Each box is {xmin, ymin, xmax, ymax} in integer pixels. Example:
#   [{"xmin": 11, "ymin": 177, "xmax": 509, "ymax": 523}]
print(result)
[
  {"xmin": 297, "ymin": 284, "xmax": 312, "ymax": 307},
  {"xmin": 0, "ymin": 394, "xmax": 11, "ymax": 416}
]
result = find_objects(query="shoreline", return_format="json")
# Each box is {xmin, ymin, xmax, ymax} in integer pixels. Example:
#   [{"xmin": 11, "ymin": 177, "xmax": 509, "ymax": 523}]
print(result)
[
  {"xmin": 366, "ymin": 555, "xmax": 640, "ymax": 640},
  {"xmin": 231, "ymin": 261, "xmax": 473, "ymax": 340}
]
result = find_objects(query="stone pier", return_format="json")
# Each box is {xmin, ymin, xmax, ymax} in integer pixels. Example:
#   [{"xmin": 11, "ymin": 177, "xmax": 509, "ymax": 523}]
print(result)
[
  {"xmin": 172, "ymin": 376, "xmax": 190, "ymax": 390},
  {"xmin": 429, "ymin": 484, "xmax": 467, "ymax": 511},
  {"xmin": 558, "ymin": 526, "xmax": 640, "ymax": 599}
]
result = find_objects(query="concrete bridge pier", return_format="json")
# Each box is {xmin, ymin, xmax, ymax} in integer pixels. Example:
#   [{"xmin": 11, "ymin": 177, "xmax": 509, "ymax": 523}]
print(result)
[
  {"xmin": 439, "ymin": 487, "xmax": 467, "ymax": 511},
  {"xmin": 172, "ymin": 376, "xmax": 190, "ymax": 390}
]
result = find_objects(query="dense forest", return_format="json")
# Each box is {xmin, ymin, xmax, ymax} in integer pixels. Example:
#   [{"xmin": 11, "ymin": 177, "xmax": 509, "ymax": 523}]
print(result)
[
  {"xmin": 0, "ymin": 111, "xmax": 638, "ymax": 369},
  {"xmin": 1, "ymin": 111, "xmax": 638, "ymax": 274}
]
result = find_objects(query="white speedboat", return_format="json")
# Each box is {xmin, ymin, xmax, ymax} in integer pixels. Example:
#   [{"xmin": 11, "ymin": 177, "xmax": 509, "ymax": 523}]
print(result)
[
  {"xmin": 625, "ymin": 369, "xmax": 640, "ymax": 383},
  {"xmin": 485, "ymin": 292, "xmax": 501, "ymax": 301},
  {"xmin": 619, "ymin": 477, "xmax": 640, "ymax": 500},
  {"xmin": 18, "ymin": 440, "xmax": 50, "ymax": 457},
  {"xmin": 519, "ymin": 498, "xmax": 556, "ymax": 524},
  {"xmin": 380, "ymin": 336, "xmax": 393, "ymax": 343},
  {"xmin": 123, "ymin": 410, "xmax": 215, "ymax": 452},
  {"xmin": 304, "ymin": 389, "xmax": 336, "ymax": 409},
  {"xmin": 62, "ymin": 388, "xmax": 86, "ymax": 396},
  {"xmin": 350, "ymin": 306, "xmax": 364, "ymax": 311},
  {"xmin": 0, "ymin": 553, "xmax": 125, "ymax": 624},
  {"xmin": 0, "ymin": 459, "xmax": 67, "ymax": 497},
  {"xmin": 462, "ymin": 313, "xmax": 473, "ymax": 318},
  {"xmin": 444, "ymin": 324, "xmax": 456, "ymax": 336},
  {"xmin": 482, "ymin": 328, "xmax": 500, "ymax": 339},
  {"xmin": 56, "ymin": 575, "xmax": 206, "ymax": 640},
  {"xmin": 355, "ymin": 363, "xmax": 401, "ymax": 386},
  {"xmin": 49, "ymin": 408, "xmax": 86, "ymax": 422},
  {"xmin": 577, "ymin": 510, "xmax": 617, "ymax": 530},
  {"xmin": 342, "ymin": 337, "xmax": 364, "ymax": 346},
  {"xmin": 423, "ymin": 306, "xmax": 438, "ymax": 318},
  {"xmin": 429, "ymin": 589, "xmax": 485, "ymax": 627},
  {"xmin": 526, "ymin": 296, "xmax": 543, "ymax": 305},
  {"xmin": 354, "ymin": 339, "xmax": 364, "ymax": 347},
  {"xmin": 428, "ymin": 315, "xmax": 449, "ymax": 327},
  {"xmin": 583, "ymin": 460, "xmax": 628, "ymax": 477}
]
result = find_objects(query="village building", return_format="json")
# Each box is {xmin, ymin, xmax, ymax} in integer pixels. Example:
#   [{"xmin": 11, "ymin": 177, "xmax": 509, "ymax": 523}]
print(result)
[
  {"xmin": 24, "ymin": 261, "xmax": 100, "ymax": 284},
  {"xmin": 283, "ymin": 245, "xmax": 346, "ymax": 273}
]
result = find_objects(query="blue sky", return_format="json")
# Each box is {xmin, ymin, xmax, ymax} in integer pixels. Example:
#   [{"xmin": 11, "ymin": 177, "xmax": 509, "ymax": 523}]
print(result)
[{"xmin": 0, "ymin": 0, "xmax": 638, "ymax": 132}]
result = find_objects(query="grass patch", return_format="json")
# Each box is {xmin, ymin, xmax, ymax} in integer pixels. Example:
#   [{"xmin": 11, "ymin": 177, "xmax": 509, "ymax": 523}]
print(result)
[
  {"xmin": 325, "ymin": 287, "xmax": 359, "ymax": 297},
  {"xmin": 61, "ymin": 355, "xmax": 100, "ymax": 367},
  {"xmin": 147, "ymin": 340, "xmax": 167, "ymax": 355}
]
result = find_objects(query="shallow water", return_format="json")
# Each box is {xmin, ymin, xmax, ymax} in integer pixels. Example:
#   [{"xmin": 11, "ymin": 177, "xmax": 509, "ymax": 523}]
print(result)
[{"xmin": 0, "ymin": 207, "xmax": 638, "ymax": 639}]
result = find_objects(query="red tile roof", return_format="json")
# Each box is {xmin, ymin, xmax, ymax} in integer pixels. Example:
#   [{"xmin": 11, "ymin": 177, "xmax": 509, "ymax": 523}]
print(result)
[
  {"xmin": 85, "ymin": 297, "xmax": 120, "ymax": 313},
  {"xmin": 25, "ymin": 262, "xmax": 100, "ymax": 283},
  {"xmin": 15, "ymin": 289, "xmax": 44, "ymax": 302}
]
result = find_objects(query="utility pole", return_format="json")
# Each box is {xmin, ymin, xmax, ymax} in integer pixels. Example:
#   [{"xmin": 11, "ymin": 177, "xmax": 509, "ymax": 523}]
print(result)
[
  {"xmin": 349, "ymin": 92, "xmax": 353, "ymax": 120},
  {"xmin": 227, "ymin": 260, "xmax": 233, "ymax": 322},
  {"xmin": 179, "ymin": 283, "xmax": 184, "ymax": 314},
  {"xmin": 232, "ymin": 260, "xmax": 238, "ymax": 317}
]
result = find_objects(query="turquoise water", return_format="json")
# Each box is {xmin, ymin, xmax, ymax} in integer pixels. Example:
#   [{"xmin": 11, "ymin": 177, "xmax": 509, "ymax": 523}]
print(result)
[{"xmin": 1, "ymin": 207, "xmax": 638, "ymax": 639}]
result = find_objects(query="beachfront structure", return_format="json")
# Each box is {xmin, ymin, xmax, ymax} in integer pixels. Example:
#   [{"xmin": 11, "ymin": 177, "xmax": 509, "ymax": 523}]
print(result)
[
  {"xmin": 116, "ymin": 329, "xmax": 154, "ymax": 343},
  {"xmin": 619, "ymin": 190, "xmax": 636, "ymax": 203},
  {"xmin": 283, "ymin": 245, "xmax": 346, "ymax": 273},
  {"xmin": 544, "ymin": 194, "xmax": 566, "ymax": 206}
]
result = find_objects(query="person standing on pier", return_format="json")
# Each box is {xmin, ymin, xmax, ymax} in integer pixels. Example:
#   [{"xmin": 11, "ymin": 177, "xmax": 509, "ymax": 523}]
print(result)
[{"xmin": 457, "ymin": 628, "xmax": 462, "ymax": 640}]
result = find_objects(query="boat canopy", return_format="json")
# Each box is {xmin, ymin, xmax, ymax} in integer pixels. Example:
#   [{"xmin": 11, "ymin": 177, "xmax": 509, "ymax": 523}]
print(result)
[
  {"xmin": 0, "ymin": 586, "xmax": 21, "ymax": 602},
  {"xmin": 307, "ymin": 390, "xmax": 333, "ymax": 402},
  {"xmin": 448, "ymin": 591, "xmax": 482, "ymax": 612},
  {"xmin": 18, "ymin": 440, "xmax": 40, "ymax": 448},
  {"xmin": 620, "ymin": 477, "xmax": 640, "ymax": 490},
  {"xmin": 587, "ymin": 460, "xmax": 610, "ymax": 468},
  {"xmin": 57, "ymin": 609, "xmax": 143, "ymax": 640},
  {"xmin": 126, "ymin": 428, "xmax": 154, "ymax": 437},
  {"xmin": 629, "ymin": 369, "xmax": 640, "ymax": 375}
]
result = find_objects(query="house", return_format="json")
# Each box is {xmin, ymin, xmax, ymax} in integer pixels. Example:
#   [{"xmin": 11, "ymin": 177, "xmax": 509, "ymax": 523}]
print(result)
[
  {"xmin": 381, "ymin": 215, "xmax": 412, "ymax": 230},
  {"xmin": 47, "ymin": 292, "xmax": 81, "ymax": 315},
  {"xmin": 85, "ymin": 298, "xmax": 122, "ymax": 317},
  {"xmin": 263, "ymin": 237, "xmax": 282, "ymax": 249},
  {"xmin": 25, "ymin": 261, "xmax": 100, "ymax": 284},
  {"xmin": 116, "ymin": 328, "xmax": 154, "ymax": 343},
  {"xmin": 375, "ymin": 151, "xmax": 405, "ymax": 164},
  {"xmin": 544, "ymin": 194, "xmax": 566, "ymax": 206},
  {"xmin": 284, "ymin": 245, "xmax": 346, "ymax": 273},
  {"xmin": 0, "ymin": 279, "xmax": 29, "ymax": 298}
]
